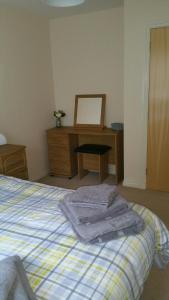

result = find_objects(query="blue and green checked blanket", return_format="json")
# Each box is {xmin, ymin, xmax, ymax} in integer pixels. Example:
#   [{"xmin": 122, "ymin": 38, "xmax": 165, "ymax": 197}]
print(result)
[{"xmin": 0, "ymin": 175, "xmax": 168, "ymax": 300}]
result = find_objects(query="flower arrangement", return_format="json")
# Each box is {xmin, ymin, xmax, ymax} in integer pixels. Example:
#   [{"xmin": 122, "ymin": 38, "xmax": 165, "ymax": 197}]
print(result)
[
  {"xmin": 53, "ymin": 110, "xmax": 66, "ymax": 128},
  {"xmin": 53, "ymin": 110, "xmax": 66, "ymax": 119}
]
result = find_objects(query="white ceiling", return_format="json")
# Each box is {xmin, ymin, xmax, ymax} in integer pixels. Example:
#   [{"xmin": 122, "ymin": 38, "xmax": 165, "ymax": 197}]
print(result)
[{"xmin": 0, "ymin": 0, "xmax": 124, "ymax": 18}]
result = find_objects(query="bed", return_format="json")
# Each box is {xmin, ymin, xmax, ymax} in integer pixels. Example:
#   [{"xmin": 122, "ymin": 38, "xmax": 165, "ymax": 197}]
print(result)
[{"xmin": 0, "ymin": 175, "xmax": 168, "ymax": 300}]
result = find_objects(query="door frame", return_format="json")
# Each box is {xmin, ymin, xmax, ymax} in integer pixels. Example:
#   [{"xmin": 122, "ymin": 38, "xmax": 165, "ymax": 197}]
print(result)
[{"xmin": 143, "ymin": 21, "xmax": 169, "ymax": 188}]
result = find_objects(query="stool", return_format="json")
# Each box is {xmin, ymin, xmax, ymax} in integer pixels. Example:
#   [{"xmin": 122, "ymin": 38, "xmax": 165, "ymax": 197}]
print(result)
[{"xmin": 75, "ymin": 144, "xmax": 111, "ymax": 183}]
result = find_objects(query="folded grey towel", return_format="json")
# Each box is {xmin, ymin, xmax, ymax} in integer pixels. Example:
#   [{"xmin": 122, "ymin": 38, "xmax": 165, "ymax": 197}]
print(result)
[
  {"xmin": 90, "ymin": 222, "xmax": 144, "ymax": 244},
  {"xmin": 65, "ymin": 184, "xmax": 118, "ymax": 208},
  {"xmin": 63, "ymin": 195, "xmax": 129, "ymax": 224},
  {"xmin": 59, "ymin": 201, "xmax": 144, "ymax": 244},
  {"xmin": 0, "ymin": 255, "xmax": 37, "ymax": 300}
]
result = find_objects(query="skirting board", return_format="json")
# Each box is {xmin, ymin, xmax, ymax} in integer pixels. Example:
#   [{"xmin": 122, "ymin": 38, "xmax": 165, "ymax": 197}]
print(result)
[{"xmin": 123, "ymin": 178, "xmax": 146, "ymax": 190}]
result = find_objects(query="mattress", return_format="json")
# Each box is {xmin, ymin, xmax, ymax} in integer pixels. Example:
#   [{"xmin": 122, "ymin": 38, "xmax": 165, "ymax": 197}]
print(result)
[{"xmin": 0, "ymin": 175, "xmax": 168, "ymax": 300}]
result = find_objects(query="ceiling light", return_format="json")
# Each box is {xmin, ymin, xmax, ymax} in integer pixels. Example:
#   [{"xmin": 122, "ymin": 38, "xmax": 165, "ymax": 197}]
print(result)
[{"xmin": 45, "ymin": 0, "xmax": 85, "ymax": 7}]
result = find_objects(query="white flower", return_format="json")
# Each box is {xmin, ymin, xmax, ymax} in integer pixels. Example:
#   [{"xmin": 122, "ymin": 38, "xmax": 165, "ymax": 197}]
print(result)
[
  {"xmin": 55, "ymin": 112, "xmax": 62, "ymax": 118},
  {"xmin": 53, "ymin": 110, "xmax": 66, "ymax": 119}
]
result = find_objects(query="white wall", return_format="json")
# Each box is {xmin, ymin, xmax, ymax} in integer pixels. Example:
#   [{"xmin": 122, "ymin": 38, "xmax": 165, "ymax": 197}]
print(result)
[
  {"xmin": 50, "ymin": 7, "xmax": 124, "ymax": 127},
  {"xmin": 123, "ymin": 0, "xmax": 169, "ymax": 188},
  {"xmin": 0, "ymin": 8, "xmax": 55, "ymax": 180}
]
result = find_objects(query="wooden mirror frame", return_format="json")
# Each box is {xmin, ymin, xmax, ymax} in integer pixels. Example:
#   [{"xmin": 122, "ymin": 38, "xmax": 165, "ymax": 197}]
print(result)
[{"xmin": 74, "ymin": 94, "xmax": 106, "ymax": 129}]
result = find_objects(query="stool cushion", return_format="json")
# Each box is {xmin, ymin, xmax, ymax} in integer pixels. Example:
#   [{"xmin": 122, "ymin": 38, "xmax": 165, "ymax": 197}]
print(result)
[{"xmin": 75, "ymin": 144, "xmax": 111, "ymax": 155}]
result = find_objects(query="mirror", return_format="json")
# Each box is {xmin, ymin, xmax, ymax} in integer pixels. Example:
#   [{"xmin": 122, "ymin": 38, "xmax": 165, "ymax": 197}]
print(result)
[{"xmin": 74, "ymin": 94, "xmax": 106, "ymax": 129}]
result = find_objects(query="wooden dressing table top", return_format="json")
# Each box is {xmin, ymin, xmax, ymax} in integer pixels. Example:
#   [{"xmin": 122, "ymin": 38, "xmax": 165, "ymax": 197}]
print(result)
[{"xmin": 47, "ymin": 126, "xmax": 122, "ymax": 136}]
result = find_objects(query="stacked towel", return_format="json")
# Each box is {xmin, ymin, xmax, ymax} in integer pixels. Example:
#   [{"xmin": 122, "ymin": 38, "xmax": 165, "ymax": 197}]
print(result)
[
  {"xmin": 59, "ymin": 184, "xmax": 144, "ymax": 244},
  {"xmin": 63, "ymin": 193, "xmax": 128, "ymax": 224},
  {"xmin": 0, "ymin": 255, "xmax": 37, "ymax": 300},
  {"xmin": 69, "ymin": 184, "xmax": 118, "ymax": 207}
]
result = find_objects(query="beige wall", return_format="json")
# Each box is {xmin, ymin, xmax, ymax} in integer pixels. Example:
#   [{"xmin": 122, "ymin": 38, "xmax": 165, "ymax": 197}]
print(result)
[
  {"xmin": 124, "ymin": 0, "xmax": 169, "ymax": 188},
  {"xmin": 0, "ymin": 8, "xmax": 54, "ymax": 180},
  {"xmin": 50, "ymin": 7, "xmax": 124, "ymax": 127},
  {"xmin": 2, "ymin": 1, "xmax": 167, "ymax": 187}
]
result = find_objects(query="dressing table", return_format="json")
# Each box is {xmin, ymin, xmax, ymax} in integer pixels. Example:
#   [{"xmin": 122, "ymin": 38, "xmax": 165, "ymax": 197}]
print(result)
[
  {"xmin": 47, "ymin": 94, "xmax": 123, "ymax": 184},
  {"xmin": 47, "ymin": 126, "xmax": 123, "ymax": 183}
]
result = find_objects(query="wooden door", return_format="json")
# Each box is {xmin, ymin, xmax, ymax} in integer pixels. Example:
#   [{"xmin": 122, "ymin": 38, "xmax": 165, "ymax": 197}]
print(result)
[{"xmin": 147, "ymin": 27, "xmax": 169, "ymax": 192}]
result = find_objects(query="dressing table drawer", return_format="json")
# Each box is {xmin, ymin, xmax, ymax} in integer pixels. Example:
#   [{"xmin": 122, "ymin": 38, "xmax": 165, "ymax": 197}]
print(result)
[{"xmin": 47, "ymin": 133, "xmax": 69, "ymax": 148}]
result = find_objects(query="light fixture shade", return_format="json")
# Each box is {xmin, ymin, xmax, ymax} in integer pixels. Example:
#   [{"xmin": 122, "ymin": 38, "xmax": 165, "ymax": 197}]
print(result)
[
  {"xmin": 0, "ymin": 134, "xmax": 7, "ymax": 145},
  {"xmin": 45, "ymin": 0, "xmax": 85, "ymax": 7}
]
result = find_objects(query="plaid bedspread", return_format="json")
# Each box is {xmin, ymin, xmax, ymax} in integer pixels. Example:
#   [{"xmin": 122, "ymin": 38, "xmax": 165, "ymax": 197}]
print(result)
[{"xmin": 0, "ymin": 175, "xmax": 168, "ymax": 300}]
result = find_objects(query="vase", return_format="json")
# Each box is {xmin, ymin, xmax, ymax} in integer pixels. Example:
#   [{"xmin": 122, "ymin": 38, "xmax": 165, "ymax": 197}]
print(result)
[{"xmin": 56, "ymin": 118, "xmax": 61, "ymax": 128}]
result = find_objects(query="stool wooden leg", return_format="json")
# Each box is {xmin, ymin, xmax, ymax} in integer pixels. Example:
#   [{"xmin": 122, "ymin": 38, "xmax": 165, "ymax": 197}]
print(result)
[
  {"xmin": 77, "ymin": 153, "xmax": 88, "ymax": 179},
  {"xmin": 99, "ymin": 153, "xmax": 108, "ymax": 183}
]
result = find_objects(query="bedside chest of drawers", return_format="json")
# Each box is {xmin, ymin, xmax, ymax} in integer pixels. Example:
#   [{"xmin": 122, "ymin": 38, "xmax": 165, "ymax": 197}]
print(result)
[{"xmin": 0, "ymin": 144, "xmax": 28, "ymax": 179}]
